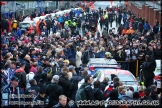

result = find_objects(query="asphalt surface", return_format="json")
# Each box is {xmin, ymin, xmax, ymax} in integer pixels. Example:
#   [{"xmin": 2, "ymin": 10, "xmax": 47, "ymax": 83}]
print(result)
[
  {"xmin": 50, "ymin": 1, "xmax": 124, "ymax": 37},
  {"xmin": 94, "ymin": 1, "xmax": 124, "ymax": 36}
]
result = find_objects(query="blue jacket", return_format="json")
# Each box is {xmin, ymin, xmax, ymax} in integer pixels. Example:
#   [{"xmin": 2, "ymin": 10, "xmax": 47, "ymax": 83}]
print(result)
[
  {"xmin": 16, "ymin": 29, "xmax": 22, "ymax": 38},
  {"xmin": 53, "ymin": 102, "xmax": 70, "ymax": 108},
  {"xmin": 66, "ymin": 48, "xmax": 76, "ymax": 62},
  {"xmin": 41, "ymin": 29, "xmax": 48, "ymax": 36},
  {"xmin": 123, "ymin": 13, "xmax": 127, "ymax": 20},
  {"xmin": 144, "ymin": 22, "xmax": 150, "ymax": 30},
  {"xmin": 52, "ymin": 25, "xmax": 58, "ymax": 34},
  {"xmin": 58, "ymin": 17, "xmax": 64, "ymax": 23},
  {"xmin": 124, "ymin": 21, "xmax": 129, "ymax": 28},
  {"xmin": 100, "ymin": 51, "xmax": 106, "ymax": 58}
]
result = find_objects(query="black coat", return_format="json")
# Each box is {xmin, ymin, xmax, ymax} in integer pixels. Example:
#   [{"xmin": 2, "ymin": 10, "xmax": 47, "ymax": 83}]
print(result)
[
  {"xmin": 46, "ymin": 83, "xmax": 64, "ymax": 107},
  {"xmin": 68, "ymin": 76, "xmax": 83, "ymax": 101},
  {"xmin": 33, "ymin": 72, "xmax": 42, "ymax": 83},
  {"xmin": 25, "ymin": 85, "xmax": 40, "ymax": 101},
  {"xmin": 68, "ymin": 81, "xmax": 78, "ymax": 101},
  {"xmin": 33, "ymin": 94, "xmax": 49, "ymax": 108},
  {"xmin": 100, "ymin": 82, "xmax": 108, "ymax": 92},
  {"xmin": 93, "ymin": 88, "xmax": 105, "ymax": 100},
  {"xmin": 22, "ymin": 59, "xmax": 30, "ymax": 74},
  {"xmin": 2, "ymin": 19, "xmax": 8, "ymax": 32},
  {"xmin": 58, "ymin": 76, "xmax": 71, "ymax": 97},
  {"xmin": 139, "ymin": 96, "xmax": 157, "ymax": 108},
  {"xmin": 141, "ymin": 60, "xmax": 156, "ymax": 79},
  {"xmin": 154, "ymin": 49, "xmax": 161, "ymax": 60},
  {"xmin": 151, "ymin": 91, "xmax": 159, "ymax": 100}
]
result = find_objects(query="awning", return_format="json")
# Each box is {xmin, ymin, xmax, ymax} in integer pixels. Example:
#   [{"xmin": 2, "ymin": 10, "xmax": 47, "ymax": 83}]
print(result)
[{"xmin": 1, "ymin": 2, "xmax": 7, "ymax": 5}]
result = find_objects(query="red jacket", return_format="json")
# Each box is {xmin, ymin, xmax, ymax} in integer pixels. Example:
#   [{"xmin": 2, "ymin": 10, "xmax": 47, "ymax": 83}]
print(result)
[
  {"xmin": 139, "ymin": 91, "xmax": 145, "ymax": 98},
  {"xmin": 8, "ymin": 20, "xmax": 12, "ymax": 32}
]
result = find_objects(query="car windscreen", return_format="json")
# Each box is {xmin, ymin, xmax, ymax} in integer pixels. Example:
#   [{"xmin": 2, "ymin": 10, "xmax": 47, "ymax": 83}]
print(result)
[
  {"xmin": 90, "ymin": 59, "xmax": 118, "ymax": 65},
  {"xmin": 105, "ymin": 74, "xmax": 136, "ymax": 85},
  {"xmin": 19, "ymin": 23, "xmax": 30, "ymax": 28}
]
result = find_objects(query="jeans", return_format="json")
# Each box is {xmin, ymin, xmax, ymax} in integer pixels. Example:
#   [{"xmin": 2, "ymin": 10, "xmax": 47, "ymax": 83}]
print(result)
[
  {"xmin": 75, "ymin": 67, "xmax": 81, "ymax": 75},
  {"xmin": 12, "ymin": 28, "xmax": 17, "ymax": 33}
]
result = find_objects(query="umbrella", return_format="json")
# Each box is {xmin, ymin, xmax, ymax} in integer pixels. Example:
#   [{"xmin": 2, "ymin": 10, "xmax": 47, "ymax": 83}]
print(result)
[{"xmin": 1, "ymin": 2, "xmax": 7, "ymax": 5}]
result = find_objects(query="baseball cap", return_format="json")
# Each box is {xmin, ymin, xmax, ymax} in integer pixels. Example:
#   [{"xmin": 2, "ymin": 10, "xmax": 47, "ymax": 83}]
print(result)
[
  {"xmin": 63, "ymin": 60, "xmax": 70, "ymax": 64},
  {"xmin": 20, "ymin": 62, "xmax": 26, "ymax": 66},
  {"xmin": 68, "ymin": 65, "xmax": 75, "ymax": 71},
  {"xmin": 51, "ymin": 75, "xmax": 59, "ymax": 83},
  {"xmin": 32, "ymin": 55, "xmax": 37, "ymax": 59},
  {"xmin": 11, "ymin": 76, "xmax": 19, "ymax": 82}
]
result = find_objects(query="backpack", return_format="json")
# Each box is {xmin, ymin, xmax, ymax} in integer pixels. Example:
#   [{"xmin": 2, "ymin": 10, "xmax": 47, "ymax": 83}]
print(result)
[
  {"xmin": 12, "ymin": 22, "xmax": 17, "ymax": 28},
  {"xmin": 43, "ymin": 67, "xmax": 52, "ymax": 75},
  {"xmin": 75, "ymin": 85, "xmax": 90, "ymax": 101}
]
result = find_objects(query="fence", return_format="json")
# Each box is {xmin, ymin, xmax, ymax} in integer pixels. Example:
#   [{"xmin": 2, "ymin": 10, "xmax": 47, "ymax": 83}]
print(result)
[
  {"xmin": 116, "ymin": 60, "xmax": 145, "ymax": 77},
  {"xmin": 1, "ymin": 1, "xmax": 84, "ymax": 19},
  {"xmin": 58, "ymin": 1, "xmax": 82, "ymax": 9},
  {"xmin": 1, "ymin": 1, "xmax": 57, "ymax": 18}
]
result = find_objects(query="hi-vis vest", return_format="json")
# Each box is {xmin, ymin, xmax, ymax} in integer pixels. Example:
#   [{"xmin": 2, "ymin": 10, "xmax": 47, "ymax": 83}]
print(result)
[
  {"xmin": 72, "ymin": 22, "xmax": 76, "ymax": 26},
  {"xmin": 104, "ymin": 14, "xmax": 108, "ymax": 19},
  {"xmin": 65, "ymin": 21, "xmax": 69, "ymax": 26}
]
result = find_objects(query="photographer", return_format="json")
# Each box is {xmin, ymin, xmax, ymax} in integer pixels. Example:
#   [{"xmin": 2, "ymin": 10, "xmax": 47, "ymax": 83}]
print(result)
[{"xmin": 140, "ymin": 55, "xmax": 156, "ymax": 88}]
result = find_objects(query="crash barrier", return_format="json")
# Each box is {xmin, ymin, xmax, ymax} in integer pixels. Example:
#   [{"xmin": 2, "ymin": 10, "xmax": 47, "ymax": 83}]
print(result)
[{"xmin": 116, "ymin": 60, "xmax": 145, "ymax": 77}]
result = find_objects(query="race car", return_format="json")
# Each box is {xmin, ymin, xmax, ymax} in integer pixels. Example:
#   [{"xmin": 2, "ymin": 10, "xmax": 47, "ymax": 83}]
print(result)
[
  {"xmin": 87, "ymin": 58, "xmax": 121, "ymax": 75},
  {"xmin": 154, "ymin": 60, "xmax": 161, "ymax": 92},
  {"xmin": 78, "ymin": 68, "xmax": 139, "ymax": 92},
  {"xmin": 19, "ymin": 21, "xmax": 36, "ymax": 35},
  {"xmin": 93, "ymin": 69, "xmax": 139, "ymax": 92}
]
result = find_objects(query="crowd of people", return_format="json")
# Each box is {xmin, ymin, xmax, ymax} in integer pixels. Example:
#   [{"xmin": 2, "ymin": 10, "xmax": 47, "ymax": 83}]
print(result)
[{"xmin": 1, "ymin": 3, "xmax": 161, "ymax": 108}]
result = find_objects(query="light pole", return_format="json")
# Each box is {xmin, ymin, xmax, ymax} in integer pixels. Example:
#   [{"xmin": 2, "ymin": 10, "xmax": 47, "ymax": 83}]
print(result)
[{"xmin": 21, "ymin": 4, "xmax": 25, "ymax": 16}]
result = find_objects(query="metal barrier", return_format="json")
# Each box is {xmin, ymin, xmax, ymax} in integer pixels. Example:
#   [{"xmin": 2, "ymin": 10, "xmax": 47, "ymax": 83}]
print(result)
[{"xmin": 116, "ymin": 60, "xmax": 145, "ymax": 77}]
